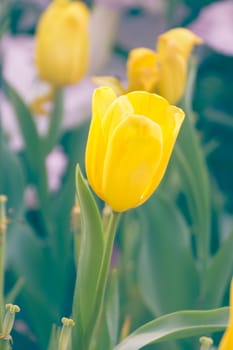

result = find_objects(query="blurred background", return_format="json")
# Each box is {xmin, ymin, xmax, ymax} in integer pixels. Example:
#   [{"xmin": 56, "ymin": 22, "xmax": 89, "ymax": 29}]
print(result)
[{"xmin": 0, "ymin": 1, "xmax": 233, "ymax": 349}]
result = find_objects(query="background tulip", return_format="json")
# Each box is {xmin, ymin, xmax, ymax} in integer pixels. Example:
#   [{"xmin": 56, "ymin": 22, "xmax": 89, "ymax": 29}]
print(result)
[
  {"xmin": 35, "ymin": 0, "xmax": 89, "ymax": 86},
  {"xmin": 127, "ymin": 48, "xmax": 159, "ymax": 92},
  {"xmin": 85, "ymin": 87, "xmax": 185, "ymax": 212},
  {"xmin": 126, "ymin": 28, "xmax": 202, "ymax": 104}
]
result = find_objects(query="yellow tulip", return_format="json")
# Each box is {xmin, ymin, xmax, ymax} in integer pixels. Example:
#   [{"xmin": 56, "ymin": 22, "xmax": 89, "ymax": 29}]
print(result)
[
  {"xmin": 85, "ymin": 87, "xmax": 185, "ymax": 212},
  {"xmin": 157, "ymin": 28, "xmax": 203, "ymax": 60},
  {"xmin": 35, "ymin": 0, "xmax": 89, "ymax": 86},
  {"xmin": 127, "ymin": 48, "xmax": 159, "ymax": 92},
  {"xmin": 157, "ymin": 38, "xmax": 187, "ymax": 104},
  {"xmin": 156, "ymin": 28, "xmax": 202, "ymax": 103},
  {"xmin": 124, "ymin": 27, "xmax": 202, "ymax": 104},
  {"xmin": 219, "ymin": 279, "xmax": 233, "ymax": 350}
]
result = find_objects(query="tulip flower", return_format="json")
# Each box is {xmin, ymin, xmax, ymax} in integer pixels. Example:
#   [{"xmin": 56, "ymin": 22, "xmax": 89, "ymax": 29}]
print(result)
[
  {"xmin": 127, "ymin": 48, "xmax": 159, "ymax": 92},
  {"xmin": 156, "ymin": 28, "xmax": 202, "ymax": 103},
  {"xmin": 35, "ymin": 0, "xmax": 89, "ymax": 86},
  {"xmin": 219, "ymin": 278, "xmax": 233, "ymax": 350},
  {"xmin": 85, "ymin": 87, "xmax": 185, "ymax": 212},
  {"xmin": 94, "ymin": 28, "xmax": 202, "ymax": 104},
  {"xmin": 127, "ymin": 28, "xmax": 202, "ymax": 104}
]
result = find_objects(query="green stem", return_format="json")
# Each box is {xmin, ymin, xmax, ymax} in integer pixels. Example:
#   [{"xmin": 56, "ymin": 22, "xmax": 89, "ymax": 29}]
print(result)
[
  {"xmin": 0, "ymin": 196, "xmax": 7, "ymax": 329},
  {"xmin": 98, "ymin": 211, "xmax": 121, "ymax": 300},
  {"xmin": 84, "ymin": 211, "xmax": 121, "ymax": 350},
  {"xmin": 180, "ymin": 58, "xmax": 210, "ymax": 299}
]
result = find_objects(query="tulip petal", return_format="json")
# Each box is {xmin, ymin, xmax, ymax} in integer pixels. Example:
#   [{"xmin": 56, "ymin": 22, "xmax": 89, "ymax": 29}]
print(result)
[
  {"xmin": 126, "ymin": 91, "xmax": 181, "ymax": 138},
  {"xmin": 92, "ymin": 76, "xmax": 125, "ymax": 96},
  {"xmin": 158, "ymin": 28, "xmax": 203, "ymax": 60},
  {"xmin": 102, "ymin": 95, "xmax": 134, "ymax": 143},
  {"xmin": 85, "ymin": 87, "xmax": 117, "ymax": 197},
  {"xmin": 102, "ymin": 114, "xmax": 163, "ymax": 211},
  {"xmin": 126, "ymin": 90, "xmax": 169, "ymax": 123},
  {"xmin": 35, "ymin": 0, "xmax": 89, "ymax": 86},
  {"xmin": 127, "ymin": 48, "xmax": 159, "ymax": 92},
  {"xmin": 157, "ymin": 42, "xmax": 187, "ymax": 104},
  {"xmin": 219, "ymin": 279, "xmax": 233, "ymax": 350},
  {"xmin": 141, "ymin": 105, "xmax": 185, "ymax": 203}
]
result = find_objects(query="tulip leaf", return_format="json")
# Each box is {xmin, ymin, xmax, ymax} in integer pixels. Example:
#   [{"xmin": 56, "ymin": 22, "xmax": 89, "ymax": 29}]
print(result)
[
  {"xmin": 43, "ymin": 88, "xmax": 64, "ymax": 155},
  {"xmin": 4, "ymin": 80, "xmax": 41, "ymax": 172},
  {"xmin": 72, "ymin": 165, "xmax": 104, "ymax": 349},
  {"xmin": 113, "ymin": 307, "xmax": 228, "ymax": 350},
  {"xmin": 106, "ymin": 270, "xmax": 120, "ymax": 347},
  {"xmin": 94, "ymin": 270, "xmax": 120, "ymax": 350},
  {"xmin": 4, "ymin": 80, "xmax": 51, "ymax": 231},
  {"xmin": 8, "ymin": 222, "xmax": 62, "ymax": 348},
  {"xmin": 177, "ymin": 115, "xmax": 210, "ymax": 255},
  {"xmin": 138, "ymin": 194, "xmax": 198, "ymax": 316},
  {"xmin": 0, "ymin": 138, "xmax": 25, "ymax": 217},
  {"xmin": 178, "ymin": 60, "xmax": 211, "ymax": 273},
  {"xmin": 204, "ymin": 229, "xmax": 233, "ymax": 308}
]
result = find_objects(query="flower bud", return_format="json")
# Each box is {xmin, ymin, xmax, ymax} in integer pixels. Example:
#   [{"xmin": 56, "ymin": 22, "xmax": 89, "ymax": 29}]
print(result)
[
  {"xmin": 199, "ymin": 336, "xmax": 213, "ymax": 350},
  {"xmin": 2, "ymin": 304, "xmax": 20, "ymax": 337},
  {"xmin": 58, "ymin": 317, "xmax": 75, "ymax": 350}
]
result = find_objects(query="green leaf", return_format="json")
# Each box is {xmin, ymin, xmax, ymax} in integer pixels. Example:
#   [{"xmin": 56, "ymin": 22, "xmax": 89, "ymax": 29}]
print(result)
[
  {"xmin": 43, "ymin": 88, "xmax": 64, "ymax": 155},
  {"xmin": 72, "ymin": 165, "xmax": 104, "ymax": 348},
  {"xmin": 4, "ymin": 81, "xmax": 51, "ymax": 232},
  {"xmin": 106, "ymin": 270, "xmax": 120, "ymax": 347},
  {"xmin": 204, "ymin": 230, "xmax": 233, "ymax": 308},
  {"xmin": 178, "ymin": 60, "xmax": 211, "ymax": 274},
  {"xmin": 113, "ymin": 308, "xmax": 228, "ymax": 350},
  {"xmin": 8, "ymin": 223, "xmax": 62, "ymax": 348},
  {"xmin": 0, "ymin": 139, "xmax": 25, "ymax": 217},
  {"xmin": 138, "ymin": 194, "xmax": 199, "ymax": 316},
  {"xmin": 4, "ymin": 80, "xmax": 41, "ymax": 173},
  {"xmin": 92, "ymin": 271, "xmax": 119, "ymax": 350}
]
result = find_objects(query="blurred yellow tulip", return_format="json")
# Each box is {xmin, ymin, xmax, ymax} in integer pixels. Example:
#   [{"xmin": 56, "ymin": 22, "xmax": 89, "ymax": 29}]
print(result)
[
  {"xmin": 219, "ymin": 279, "xmax": 233, "ymax": 350},
  {"xmin": 35, "ymin": 0, "xmax": 89, "ymax": 86},
  {"xmin": 157, "ymin": 28, "xmax": 203, "ymax": 60},
  {"xmin": 126, "ymin": 27, "xmax": 202, "ymax": 104},
  {"xmin": 85, "ymin": 87, "xmax": 185, "ymax": 212},
  {"xmin": 127, "ymin": 48, "xmax": 159, "ymax": 92},
  {"xmin": 157, "ymin": 28, "xmax": 202, "ymax": 103}
]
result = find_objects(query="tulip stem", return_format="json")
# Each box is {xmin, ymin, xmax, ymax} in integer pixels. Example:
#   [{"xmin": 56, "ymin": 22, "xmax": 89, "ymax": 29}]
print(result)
[
  {"xmin": 85, "ymin": 210, "xmax": 121, "ymax": 350},
  {"xmin": 0, "ymin": 196, "xmax": 7, "ymax": 329},
  {"xmin": 181, "ymin": 58, "xmax": 210, "ymax": 299}
]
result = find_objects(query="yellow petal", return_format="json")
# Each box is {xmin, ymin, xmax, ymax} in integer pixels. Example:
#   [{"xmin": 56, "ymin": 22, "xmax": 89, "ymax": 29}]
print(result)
[
  {"xmin": 35, "ymin": 0, "xmax": 89, "ymax": 86},
  {"xmin": 126, "ymin": 90, "xmax": 169, "ymax": 125},
  {"xmin": 85, "ymin": 87, "xmax": 117, "ymax": 197},
  {"xmin": 141, "ymin": 105, "xmax": 185, "ymax": 203},
  {"xmin": 157, "ymin": 43, "xmax": 187, "ymax": 104},
  {"xmin": 102, "ymin": 114, "xmax": 163, "ymax": 211},
  {"xmin": 127, "ymin": 48, "xmax": 159, "ymax": 92},
  {"xmin": 219, "ymin": 327, "xmax": 233, "ymax": 350},
  {"xmin": 92, "ymin": 76, "xmax": 125, "ymax": 96},
  {"xmin": 157, "ymin": 27, "xmax": 202, "ymax": 60},
  {"xmin": 230, "ymin": 278, "xmax": 233, "ymax": 325},
  {"xmin": 102, "ymin": 95, "xmax": 134, "ymax": 144},
  {"xmin": 219, "ymin": 278, "xmax": 233, "ymax": 350}
]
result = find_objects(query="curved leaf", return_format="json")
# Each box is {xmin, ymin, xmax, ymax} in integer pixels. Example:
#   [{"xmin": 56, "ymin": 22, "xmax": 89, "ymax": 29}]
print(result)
[
  {"xmin": 138, "ymin": 194, "xmax": 198, "ymax": 316},
  {"xmin": 205, "ymin": 229, "xmax": 233, "ymax": 307},
  {"xmin": 72, "ymin": 165, "xmax": 104, "ymax": 348},
  {"xmin": 114, "ymin": 308, "xmax": 228, "ymax": 350},
  {"xmin": 43, "ymin": 88, "xmax": 64, "ymax": 155},
  {"xmin": 4, "ymin": 80, "xmax": 41, "ymax": 171}
]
